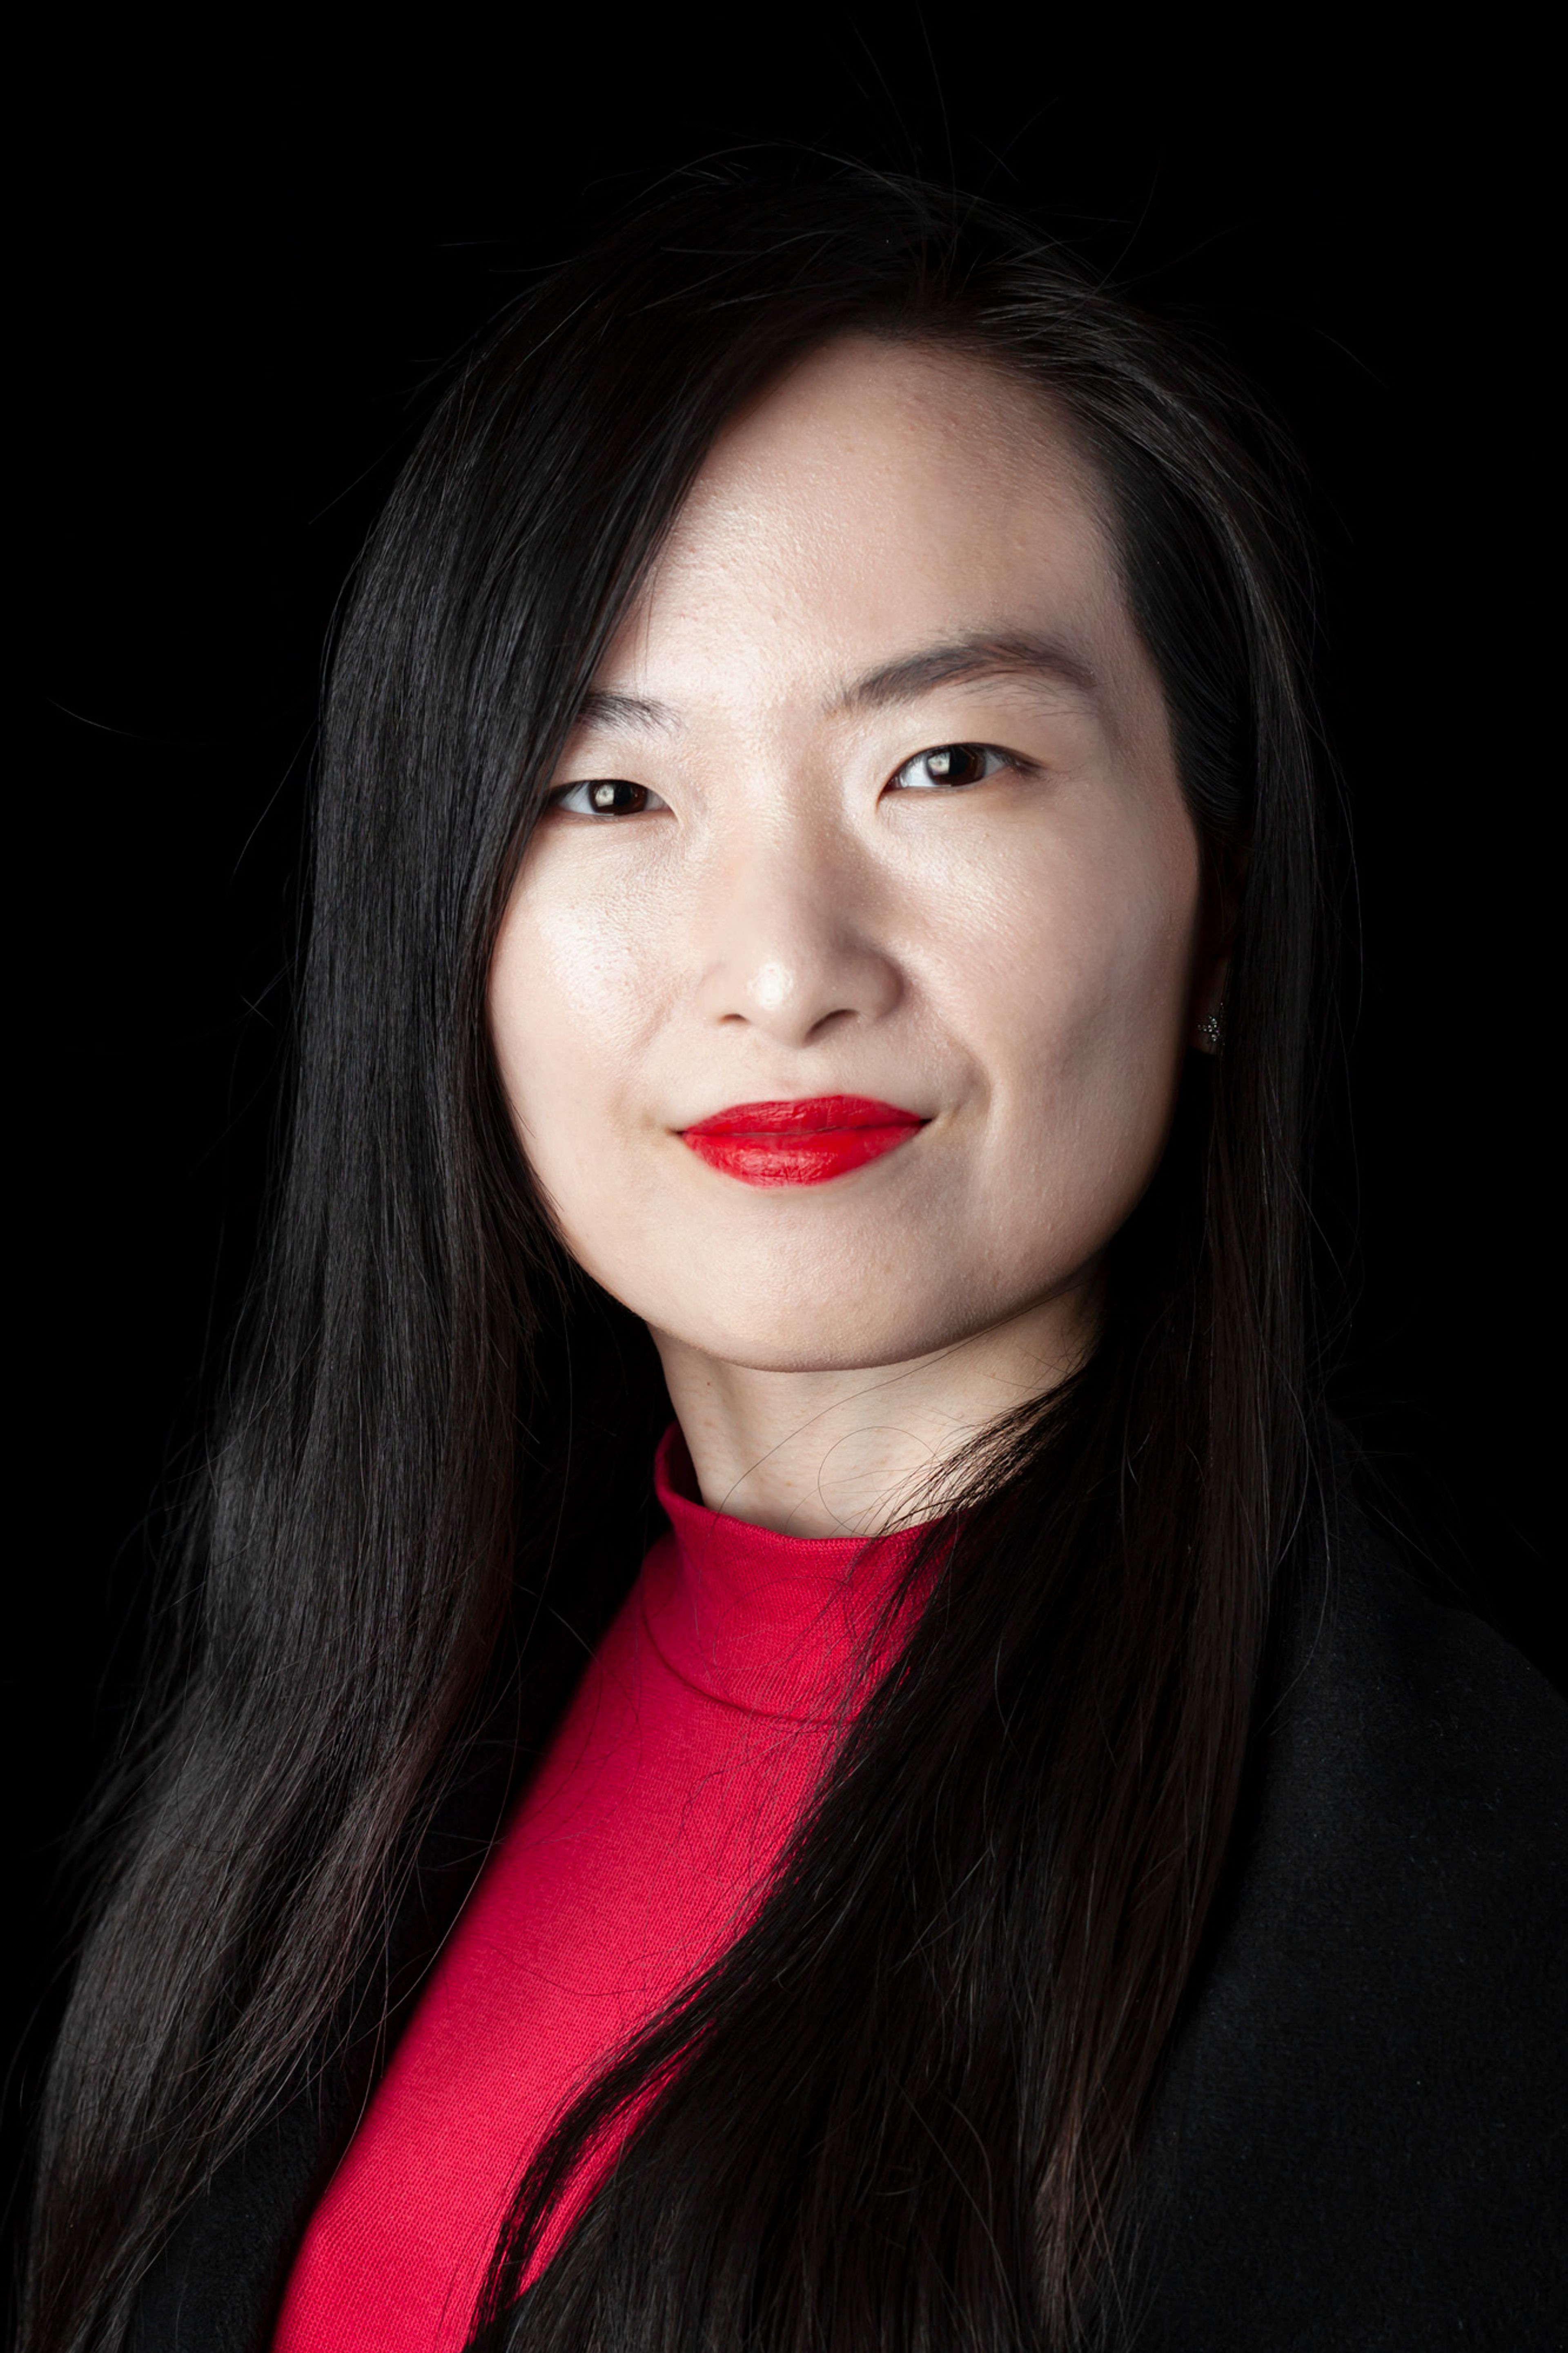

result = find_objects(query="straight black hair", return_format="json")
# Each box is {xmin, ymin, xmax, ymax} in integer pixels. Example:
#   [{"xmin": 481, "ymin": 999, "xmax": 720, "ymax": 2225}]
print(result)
[{"xmin": 26, "ymin": 160, "xmax": 1328, "ymax": 2351}]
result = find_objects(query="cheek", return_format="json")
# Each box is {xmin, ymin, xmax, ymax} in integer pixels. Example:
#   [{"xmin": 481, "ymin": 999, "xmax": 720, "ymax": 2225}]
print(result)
[
  {"xmin": 488, "ymin": 867, "xmax": 665, "ymax": 1170},
  {"xmin": 940, "ymin": 822, "xmax": 1198, "ymax": 1223}
]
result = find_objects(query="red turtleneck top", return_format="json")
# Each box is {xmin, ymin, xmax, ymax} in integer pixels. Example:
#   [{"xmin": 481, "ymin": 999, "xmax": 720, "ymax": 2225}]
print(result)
[{"xmin": 274, "ymin": 1429, "xmax": 924, "ymax": 2352}]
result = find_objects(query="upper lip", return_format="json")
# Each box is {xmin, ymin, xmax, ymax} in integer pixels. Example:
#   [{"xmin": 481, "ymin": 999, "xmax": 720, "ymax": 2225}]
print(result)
[{"xmin": 680, "ymin": 1095, "xmax": 926, "ymax": 1137}]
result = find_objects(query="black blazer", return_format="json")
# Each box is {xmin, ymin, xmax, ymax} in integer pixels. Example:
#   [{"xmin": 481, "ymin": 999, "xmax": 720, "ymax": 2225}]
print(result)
[{"xmin": 130, "ymin": 1476, "xmax": 1568, "ymax": 2352}]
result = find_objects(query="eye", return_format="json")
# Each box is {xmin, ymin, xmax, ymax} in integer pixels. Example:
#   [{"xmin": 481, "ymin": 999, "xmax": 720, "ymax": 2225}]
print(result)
[
  {"xmin": 548, "ymin": 778, "xmax": 669, "ymax": 817},
  {"xmin": 887, "ymin": 743, "xmax": 1014, "ymax": 792}
]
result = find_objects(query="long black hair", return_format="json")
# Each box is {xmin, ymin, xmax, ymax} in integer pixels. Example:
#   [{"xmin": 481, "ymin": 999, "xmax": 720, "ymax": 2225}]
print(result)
[{"xmin": 27, "ymin": 161, "xmax": 1329, "ymax": 2351}]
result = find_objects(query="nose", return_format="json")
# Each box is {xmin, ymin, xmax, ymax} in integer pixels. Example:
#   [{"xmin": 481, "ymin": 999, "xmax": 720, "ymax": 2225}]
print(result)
[{"xmin": 692, "ymin": 825, "xmax": 902, "ymax": 1047}]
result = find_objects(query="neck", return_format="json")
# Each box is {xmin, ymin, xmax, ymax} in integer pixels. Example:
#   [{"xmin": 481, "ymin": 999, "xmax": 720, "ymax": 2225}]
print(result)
[{"xmin": 651, "ymin": 1277, "xmax": 1098, "ymax": 1538}]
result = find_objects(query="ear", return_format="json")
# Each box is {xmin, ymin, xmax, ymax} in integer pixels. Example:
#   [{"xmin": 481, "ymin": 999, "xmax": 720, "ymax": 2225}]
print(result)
[{"xmin": 1190, "ymin": 843, "xmax": 1244, "ymax": 1055}]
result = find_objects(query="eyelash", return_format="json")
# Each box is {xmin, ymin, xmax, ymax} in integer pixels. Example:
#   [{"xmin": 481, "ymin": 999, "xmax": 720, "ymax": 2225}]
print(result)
[
  {"xmin": 887, "ymin": 743, "xmax": 1020, "ymax": 792},
  {"xmin": 547, "ymin": 778, "xmax": 668, "ymax": 817},
  {"xmin": 546, "ymin": 743, "xmax": 1027, "ymax": 818}
]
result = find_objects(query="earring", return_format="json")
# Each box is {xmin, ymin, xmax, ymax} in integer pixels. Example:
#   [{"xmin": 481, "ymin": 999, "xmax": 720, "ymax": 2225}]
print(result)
[{"xmin": 1196, "ymin": 1006, "xmax": 1225, "ymax": 1055}]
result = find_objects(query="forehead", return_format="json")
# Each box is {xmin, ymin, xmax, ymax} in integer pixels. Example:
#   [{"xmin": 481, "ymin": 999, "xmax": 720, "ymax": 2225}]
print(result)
[{"xmin": 602, "ymin": 334, "xmax": 1134, "ymax": 706}]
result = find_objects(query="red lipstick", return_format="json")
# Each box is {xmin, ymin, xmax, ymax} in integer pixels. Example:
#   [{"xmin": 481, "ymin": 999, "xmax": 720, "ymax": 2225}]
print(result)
[{"xmin": 680, "ymin": 1095, "xmax": 925, "ymax": 1187}]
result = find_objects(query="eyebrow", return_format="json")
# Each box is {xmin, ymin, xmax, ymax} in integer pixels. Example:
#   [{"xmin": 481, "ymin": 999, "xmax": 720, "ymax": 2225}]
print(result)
[
  {"xmin": 570, "ymin": 630, "xmax": 1099, "ymax": 740},
  {"xmin": 831, "ymin": 632, "xmax": 1099, "ymax": 714},
  {"xmin": 575, "ymin": 686, "xmax": 678, "ymax": 734}
]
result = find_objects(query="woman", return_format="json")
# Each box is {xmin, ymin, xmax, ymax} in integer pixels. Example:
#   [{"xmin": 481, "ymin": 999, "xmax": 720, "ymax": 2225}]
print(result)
[{"xmin": 27, "ymin": 165, "xmax": 1565, "ymax": 2352}]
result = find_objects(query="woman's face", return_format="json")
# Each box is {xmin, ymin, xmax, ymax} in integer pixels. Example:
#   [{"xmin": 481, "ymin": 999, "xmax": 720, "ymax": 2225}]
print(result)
[{"xmin": 490, "ymin": 335, "xmax": 1213, "ymax": 1385}]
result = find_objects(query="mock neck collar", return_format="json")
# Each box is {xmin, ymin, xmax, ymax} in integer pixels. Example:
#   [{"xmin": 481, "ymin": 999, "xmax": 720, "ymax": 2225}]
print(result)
[{"xmin": 640, "ymin": 1424, "xmax": 937, "ymax": 1722}]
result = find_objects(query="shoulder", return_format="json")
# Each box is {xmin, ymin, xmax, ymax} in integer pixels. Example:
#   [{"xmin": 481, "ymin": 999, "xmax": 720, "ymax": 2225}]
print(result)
[
  {"xmin": 1126, "ymin": 1472, "xmax": 1568, "ymax": 2352},
  {"xmin": 1260, "ymin": 1473, "xmax": 1568, "ymax": 1956}
]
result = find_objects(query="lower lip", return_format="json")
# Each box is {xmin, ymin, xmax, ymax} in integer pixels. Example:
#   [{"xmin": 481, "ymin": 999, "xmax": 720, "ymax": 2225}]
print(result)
[{"xmin": 680, "ymin": 1097, "xmax": 925, "ymax": 1187}]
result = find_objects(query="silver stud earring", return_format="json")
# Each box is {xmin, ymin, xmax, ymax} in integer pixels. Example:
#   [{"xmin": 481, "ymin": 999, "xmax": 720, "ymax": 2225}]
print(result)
[{"xmin": 1197, "ymin": 1006, "xmax": 1225, "ymax": 1055}]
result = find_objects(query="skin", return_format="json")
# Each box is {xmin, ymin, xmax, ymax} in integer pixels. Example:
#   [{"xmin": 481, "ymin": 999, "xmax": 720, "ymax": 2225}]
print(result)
[{"xmin": 490, "ymin": 335, "xmax": 1225, "ymax": 1537}]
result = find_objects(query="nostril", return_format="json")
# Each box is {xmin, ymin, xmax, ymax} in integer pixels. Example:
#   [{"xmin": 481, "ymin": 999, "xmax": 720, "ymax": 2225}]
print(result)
[{"xmin": 807, "ymin": 1006, "xmax": 858, "ymax": 1039}]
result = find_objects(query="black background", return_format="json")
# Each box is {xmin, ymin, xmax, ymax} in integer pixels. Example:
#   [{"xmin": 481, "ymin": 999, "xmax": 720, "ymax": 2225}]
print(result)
[{"xmin": 11, "ymin": 13, "xmax": 1556, "ymax": 2267}]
